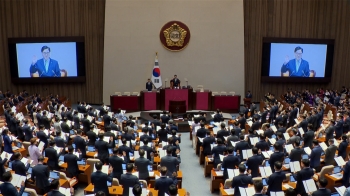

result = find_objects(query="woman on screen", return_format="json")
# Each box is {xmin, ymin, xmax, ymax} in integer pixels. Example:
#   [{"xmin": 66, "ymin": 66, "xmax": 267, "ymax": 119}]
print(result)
[
  {"xmin": 281, "ymin": 46, "xmax": 310, "ymax": 77},
  {"xmin": 29, "ymin": 46, "xmax": 61, "ymax": 77}
]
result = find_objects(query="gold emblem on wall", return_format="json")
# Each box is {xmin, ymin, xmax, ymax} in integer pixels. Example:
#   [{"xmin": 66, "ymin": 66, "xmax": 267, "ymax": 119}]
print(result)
[{"xmin": 160, "ymin": 21, "xmax": 191, "ymax": 51}]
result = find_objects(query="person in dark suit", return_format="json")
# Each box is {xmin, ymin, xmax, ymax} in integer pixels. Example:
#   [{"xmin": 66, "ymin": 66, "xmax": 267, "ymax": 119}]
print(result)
[
  {"xmin": 246, "ymin": 147, "xmax": 263, "ymax": 178},
  {"xmin": 213, "ymin": 109, "xmax": 223, "ymax": 122},
  {"xmin": 73, "ymin": 130, "xmax": 87, "ymax": 158},
  {"xmin": 237, "ymin": 113, "xmax": 246, "ymax": 130},
  {"xmin": 298, "ymin": 115, "xmax": 308, "ymax": 133},
  {"xmin": 155, "ymin": 166, "xmax": 178, "ymax": 196},
  {"xmin": 12, "ymin": 152, "xmax": 30, "ymax": 176},
  {"xmin": 64, "ymin": 146, "xmax": 83, "ymax": 178},
  {"xmin": 294, "ymin": 159, "xmax": 314, "ymax": 196},
  {"xmin": 310, "ymin": 140, "xmax": 323, "ymax": 172},
  {"xmin": 103, "ymin": 111, "xmax": 112, "ymax": 128},
  {"xmin": 118, "ymin": 138, "xmax": 133, "ymax": 163},
  {"xmin": 146, "ymin": 79, "xmax": 154, "ymax": 91},
  {"xmin": 262, "ymin": 123, "xmax": 274, "ymax": 139},
  {"xmin": 60, "ymin": 117, "xmax": 71, "ymax": 134},
  {"xmin": 303, "ymin": 124, "xmax": 315, "ymax": 148},
  {"xmin": 324, "ymin": 120, "xmax": 335, "ymax": 145},
  {"xmin": 160, "ymin": 146, "xmax": 181, "ymax": 177},
  {"xmin": 109, "ymin": 148, "xmax": 125, "ymax": 181},
  {"xmin": 268, "ymin": 143, "xmax": 285, "ymax": 172},
  {"xmin": 253, "ymin": 181, "xmax": 268, "ymax": 196},
  {"xmin": 222, "ymin": 146, "xmax": 240, "ymax": 180},
  {"xmin": 158, "ymin": 123, "xmax": 168, "ymax": 143},
  {"xmin": 0, "ymin": 153, "xmax": 9, "ymax": 181},
  {"xmin": 72, "ymin": 111, "xmax": 80, "ymax": 130},
  {"xmin": 2, "ymin": 129, "xmax": 13, "ymax": 154},
  {"xmin": 246, "ymin": 90, "xmax": 252, "ymax": 98},
  {"xmin": 338, "ymin": 135, "xmax": 349, "ymax": 160},
  {"xmin": 212, "ymin": 138, "xmax": 227, "ymax": 167},
  {"xmin": 242, "ymin": 105, "xmax": 249, "ymax": 119},
  {"xmin": 31, "ymin": 156, "xmax": 50, "ymax": 194},
  {"xmin": 311, "ymin": 178, "xmax": 331, "ymax": 196},
  {"xmin": 95, "ymin": 133, "xmax": 114, "ymax": 164},
  {"xmin": 231, "ymin": 122, "xmax": 242, "ymax": 137},
  {"xmin": 41, "ymin": 111, "xmax": 52, "ymax": 129},
  {"xmin": 251, "ymin": 117, "xmax": 261, "ymax": 132},
  {"xmin": 54, "ymin": 131, "xmax": 67, "ymax": 148},
  {"xmin": 216, "ymin": 123, "xmax": 229, "ymax": 142},
  {"xmin": 160, "ymin": 111, "xmax": 170, "ymax": 125},
  {"xmin": 202, "ymin": 131, "xmax": 216, "ymax": 156},
  {"xmin": 260, "ymin": 107, "xmax": 268, "ymax": 124},
  {"xmin": 81, "ymin": 113, "xmax": 91, "ymax": 134},
  {"xmin": 170, "ymin": 75, "xmax": 180, "ymax": 88},
  {"xmin": 255, "ymin": 134, "xmax": 269, "ymax": 152},
  {"xmin": 141, "ymin": 122, "xmax": 153, "ymax": 137},
  {"xmin": 324, "ymin": 139, "xmax": 337, "ymax": 166},
  {"xmin": 276, "ymin": 121, "xmax": 286, "ymax": 135},
  {"xmin": 151, "ymin": 115, "xmax": 161, "ymax": 128},
  {"xmin": 335, "ymin": 115, "xmax": 344, "ymax": 139},
  {"xmin": 120, "ymin": 163, "xmax": 140, "ymax": 196},
  {"xmin": 231, "ymin": 164, "xmax": 253, "ymax": 196},
  {"xmin": 47, "ymin": 179, "xmax": 74, "ymax": 196},
  {"xmin": 22, "ymin": 119, "xmax": 35, "ymax": 142},
  {"xmin": 91, "ymin": 161, "xmax": 113, "ymax": 196},
  {"xmin": 110, "ymin": 118, "xmax": 120, "ymax": 132},
  {"xmin": 29, "ymin": 46, "xmax": 61, "ymax": 77},
  {"xmin": 196, "ymin": 122, "xmax": 207, "ymax": 139},
  {"xmin": 134, "ymin": 149, "xmax": 153, "ymax": 180},
  {"xmin": 275, "ymin": 132, "xmax": 286, "ymax": 152},
  {"xmin": 37, "ymin": 124, "xmax": 50, "ymax": 149},
  {"xmin": 16, "ymin": 121, "xmax": 25, "ymax": 141},
  {"xmin": 139, "ymin": 139, "xmax": 154, "ymax": 161},
  {"xmin": 343, "ymin": 152, "xmax": 350, "ymax": 187},
  {"xmin": 280, "ymin": 46, "xmax": 310, "ymax": 77},
  {"xmin": 0, "ymin": 171, "xmax": 25, "ymax": 196},
  {"xmin": 227, "ymin": 129, "xmax": 239, "ymax": 147},
  {"xmin": 289, "ymin": 140, "xmax": 304, "ymax": 162},
  {"xmin": 44, "ymin": 140, "xmax": 60, "ymax": 170},
  {"xmin": 267, "ymin": 161, "xmax": 286, "ymax": 193},
  {"xmin": 234, "ymin": 135, "xmax": 251, "ymax": 160}
]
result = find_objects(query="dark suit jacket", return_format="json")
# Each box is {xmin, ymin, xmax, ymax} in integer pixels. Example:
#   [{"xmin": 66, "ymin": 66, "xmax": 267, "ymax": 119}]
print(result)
[
  {"xmin": 222, "ymin": 154, "xmax": 240, "ymax": 180},
  {"xmin": 135, "ymin": 157, "xmax": 152, "ymax": 180},
  {"xmin": 41, "ymin": 116, "xmax": 51, "ymax": 129},
  {"xmin": 202, "ymin": 137, "xmax": 215, "ymax": 156},
  {"xmin": 234, "ymin": 141, "xmax": 251, "ymax": 160},
  {"xmin": 73, "ymin": 115, "xmax": 80, "ymax": 130},
  {"xmin": 196, "ymin": 128, "xmax": 207, "ymax": 139},
  {"xmin": 120, "ymin": 173, "xmax": 140, "ymax": 196},
  {"xmin": 231, "ymin": 174, "xmax": 253, "ymax": 196},
  {"xmin": 109, "ymin": 155, "xmax": 125, "ymax": 180},
  {"xmin": 289, "ymin": 147, "xmax": 305, "ymax": 162},
  {"xmin": 54, "ymin": 136, "xmax": 66, "ymax": 148},
  {"xmin": 251, "ymin": 121, "xmax": 261, "ymax": 131},
  {"xmin": 311, "ymin": 188, "xmax": 332, "ymax": 196},
  {"xmin": 325, "ymin": 126, "xmax": 335, "ymax": 142},
  {"xmin": 146, "ymin": 82, "xmax": 153, "ymax": 91},
  {"xmin": 294, "ymin": 167, "xmax": 314, "ymax": 194},
  {"xmin": 0, "ymin": 182, "xmax": 25, "ymax": 196},
  {"xmin": 281, "ymin": 58, "xmax": 310, "ymax": 77},
  {"xmin": 335, "ymin": 120, "xmax": 344, "ymax": 138},
  {"xmin": 216, "ymin": 130, "xmax": 229, "ymax": 141},
  {"xmin": 238, "ymin": 117, "xmax": 246, "ymax": 129},
  {"xmin": 37, "ymin": 130, "xmax": 49, "ymax": 148},
  {"xmin": 160, "ymin": 115, "xmax": 170, "ymax": 124},
  {"xmin": 303, "ymin": 130, "xmax": 315, "ymax": 148},
  {"xmin": 261, "ymin": 111, "xmax": 268, "ymax": 124},
  {"xmin": 158, "ymin": 128, "xmax": 168, "ymax": 142},
  {"xmin": 155, "ymin": 176, "xmax": 177, "ymax": 196},
  {"xmin": 82, "ymin": 118, "xmax": 91, "ymax": 133},
  {"xmin": 86, "ymin": 131, "xmax": 97, "ymax": 146},
  {"xmin": 0, "ymin": 157, "xmax": 8, "ymax": 181},
  {"xmin": 3, "ymin": 135, "xmax": 13, "ymax": 153},
  {"xmin": 267, "ymin": 171, "xmax": 285, "ymax": 193},
  {"xmin": 91, "ymin": 171, "xmax": 113, "ymax": 195},
  {"xmin": 29, "ymin": 58, "xmax": 61, "ymax": 77},
  {"xmin": 118, "ymin": 145, "xmax": 133, "ymax": 163},
  {"xmin": 64, "ymin": 153, "xmax": 82, "ymax": 177},
  {"xmin": 160, "ymin": 155, "xmax": 181, "ymax": 176},
  {"xmin": 343, "ymin": 161, "xmax": 350, "ymax": 187},
  {"xmin": 45, "ymin": 147, "xmax": 59, "ymax": 170},
  {"xmin": 324, "ymin": 144, "xmax": 337, "ymax": 165},
  {"xmin": 268, "ymin": 152, "xmax": 284, "ymax": 172},
  {"xmin": 246, "ymin": 154, "xmax": 263, "ymax": 178},
  {"xmin": 338, "ymin": 141, "xmax": 349, "ymax": 160},
  {"xmin": 310, "ymin": 145, "xmax": 322, "ymax": 168},
  {"xmin": 103, "ymin": 114, "xmax": 112, "ymax": 127},
  {"xmin": 212, "ymin": 145, "xmax": 227, "ymax": 167},
  {"xmin": 60, "ymin": 122, "xmax": 70, "ymax": 134},
  {"xmin": 264, "ymin": 129, "xmax": 274, "ymax": 139},
  {"xmin": 299, "ymin": 120, "xmax": 308, "ymax": 133},
  {"xmin": 256, "ymin": 140, "xmax": 269, "ymax": 151},
  {"xmin": 32, "ymin": 164, "xmax": 50, "ymax": 189},
  {"xmin": 139, "ymin": 145, "xmax": 154, "ymax": 161},
  {"xmin": 13, "ymin": 159, "xmax": 30, "ymax": 176},
  {"xmin": 47, "ymin": 190, "xmax": 65, "ymax": 196},
  {"xmin": 95, "ymin": 140, "xmax": 113, "ymax": 161},
  {"xmin": 73, "ymin": 136, "xmax": 87, "ymax": 157}
]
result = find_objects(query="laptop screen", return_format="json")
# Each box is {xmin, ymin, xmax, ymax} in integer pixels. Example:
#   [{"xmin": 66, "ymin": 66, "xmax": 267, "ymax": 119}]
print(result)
[
  {"xmin": 27, "ymin": 167, "xmax": 32, "ymax": 174},
  {"xmin": 77, "ymin": 159, "xmax": 86, "ymax": 165},
  {"xmin": 122, "ymin": 164, "xmax": 126, "ymax": 170},
  {"xmin": 334, "ymin": 166, "xmax": 341, "ymax": 174},
  {"xmin": 17, "ymin": 142, "xmax": 22, "ymax": 148},
  {"xmin": 22, "ymin": 192, "xmax": 30, "ymax": 196},
  {"xmin": 8, "ymin": 161, "xmax": 12, "ymax": 169},
  {"xmin": 108, "ymin": 148, "xmax": 113, "ymax": 154},
  {"xmin": 107, "ymin": 181, "xmax": 112, "ymax": 187},
  {"xmin": 262, "ymin": 178, "xmax": 268, "ymax": 186},
  {"xmin": 284, "ymin": 158, "xmax": 291, "ymax": 164},
  {"xmin": 290, "ymin": 175, "xmax": 296, "ymax": 182},
  {"xmin": 59, "ymin": 155, "xmax": 64, "ymax": 162},
  {"xmin": 331, "ymin": 193, "xmax": 340, "ymax": 196},
  {"xmin": 87, "ymin": 146, "xmax": 95, "ymax": 152},
  {"xmin": 49, "ymin": 172, "xmax": 59, "ymax": 179},
  {"xmin": 148, "ymin": 165, "xmax": 153, "ymax": 171},
  {"xmin": 302, "ymin": 154, "xmax": 309, "ymax": 159}
]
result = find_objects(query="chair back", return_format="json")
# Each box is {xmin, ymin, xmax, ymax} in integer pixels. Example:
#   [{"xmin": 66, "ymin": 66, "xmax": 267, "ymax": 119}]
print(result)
[
  {"xmin": 223, "ymin": 179, "xmax": 232, "ymax": 188},
  {"xmin": 114, "ymin": 92, "xmax": 122, "ymax": 96},
  {"xmin": 86, "ymin": 158, "xmax": 101, "ymax": 174},
  {"xmin": 139, "ymin": 180, "xmax": 147, "ymax": 188},
  {"xmin": 217, "ymin": 163, "xmax": 222, "ymax": 170},
  {"xmin": 123, "ymin": 92, "xmax": 131, "ymax": 96},
  {"xmin": 112, "ymin": 178, "xmax": 120, "ymax": 186},
  {"xmin": 319, "ymin": 165, "xmax": 334, "ymax": 179},
  {"xmin": 23, "ymin": 141, "xmax": 31, "ymax": 156},
  {"xmin": 252, "ymin": 177, "xmax": 262, "ymax": 183}
]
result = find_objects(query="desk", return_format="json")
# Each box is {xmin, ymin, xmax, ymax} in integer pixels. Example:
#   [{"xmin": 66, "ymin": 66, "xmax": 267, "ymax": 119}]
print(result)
[
  {"xmin": 149, "ymin": 170, "xmax": 183, "ymax": 188},
  {"xmin": 212, "ymin": 95, "xmax": 241, "ymax": 113},
  {"xmin": 219, "ymin": 182, "xmax": 296, "ymax": 196},
  {"xmin": 54, "ymin": 161, "xmax": 91, "ymax": 184},
  {"xmin": 84, "ymin": 183, "xmax": 123, "ymax": 195},
  {"xmin": 204, "ymin": 157, "xmax": 214, "ymax": 177},
  {"xmin": 199, "ymin": 147, "xmax": 205, "ymax": 165},
  {"xmin": 325, "ymin": 173, "xmax": 343, "ymax": 192},
  {"xmin": 161, "ymin": 89, "xmax": 191, "ymax": 111},
  {"xmin": 211, "ymin": 169, "xmax": 224, "ymax": 193},
  {"xmin": 140, "ymin": 91, "xmax": 160, "ymax": 110},
  {"xmin": 194, "ymin": 91, "xmax": 211, "ymax": 110},
  {"xmin": 110, "ymin": 95, "xmax": 140, "ymax": 112},
  {"xmin": 148, "ymin": 188, "xmax": 187, "ymax": 196}
]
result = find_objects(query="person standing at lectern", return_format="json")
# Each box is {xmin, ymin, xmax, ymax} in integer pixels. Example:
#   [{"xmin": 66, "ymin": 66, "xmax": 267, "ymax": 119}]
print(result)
[
  {"xmin": 171, "ymin": 75, "xmax": 181, "ymax": 89},
  {"xmin": 29, "ymin": 46, "xmax": 61, "ymax": 77},
  {"xmin": 281, "ymin": 46, "xmax": 310, "ymax": 77},
  {"xmin": 146, "ymin": 79, "xmax": 154, "ymax": 91}
]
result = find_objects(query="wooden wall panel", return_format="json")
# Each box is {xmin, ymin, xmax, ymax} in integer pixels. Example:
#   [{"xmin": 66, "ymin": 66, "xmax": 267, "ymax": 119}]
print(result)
[
  {"xmin": 0, "ymin": 0, "xmax": 105, "ymax": 104},
  {"xmin": 244, "ymin": 0, "xmax": 350, "ymax": 102}
]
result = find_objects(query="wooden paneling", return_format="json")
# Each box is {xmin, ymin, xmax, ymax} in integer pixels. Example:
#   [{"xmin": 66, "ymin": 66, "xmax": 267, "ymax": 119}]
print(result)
[
  {"xmin": 0, "ymin": 0, "xmax": 105, "ymax": 104},
  {"xmin": 244, "ymin": 0, "xmax": 350, "ymax": 102}
]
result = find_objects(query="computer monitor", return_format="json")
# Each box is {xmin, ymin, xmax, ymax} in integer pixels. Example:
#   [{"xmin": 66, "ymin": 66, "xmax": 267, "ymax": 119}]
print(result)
[
  {"xmin": 107, "ymin": 181, "xmax": 112, "ymax": 187},
  {"xmin": 302, "ymin": 154, "xmax": 309, "ymax": 159},
  {"xmin": 148, "ymin": 165, "xmax": 153, "ymax": 171},
  {"xmin": 290, "ymin": 175, "xmax": 296, "ymax": 182},
  {"xmin": 262, "ymin": 178, "xmax": 268, "ymax": 186},
  {"xmin": 8, "ymin": 161, "xmax": 13, "ymax": 169},
  {"xmin": 17, "ymin": 142, "xmax": 22, "ymax": 148},
  {"xmin": 70, "ymin": 130, "xmax": 75, "ymax": 135},
  {"xmin": 49, "ymin": 171, "xmax": 60, "ymax": 179},
  {"xmin": 87, "ymin": 146, "xmax": 95, "ymax": 152},
  {"xmin": 108, "ymin": 148, "xmax": 113, "ymax": 154},
  {"xmin": 22, "ymin": 192, "xmax": 30, "ymax": 196},
  {"xmin": 270, "ymin": 146, "xmax": 274, "ymax": 152},
  {"xmin": 284, "ymin": 157, "xmax": 291, "ymax": 164},
  {"xmin": 77, "ymin": 159, "xmax": 86, "ymax": 165},
  {"xmin": 122, "ymin": 164, "xmax": 126, "ymax": 170},
  {"xmin": 331, "ymin": 193, "xmax": 340, "ymax": 196},
  {"xmin": 72, "ymin": 144, "xmax": 76, "ymax": 149},
  {"xmin": 265, "ymin": 161, "xmax": 270, "ymax": 167},
  {"xmin": 59, "ymin": 155, "xmax": 64, "ymax": 162},
  {"xmin": 272, "ymin": 135, "xmax": 276, "ymax": 139},
  {"xmin": 334, "ymin": 166, "xmax": 341, "ymax": 174},
  {"xmin": 27, "ymin": 167, "xmax": 33, "ymax": 174}
]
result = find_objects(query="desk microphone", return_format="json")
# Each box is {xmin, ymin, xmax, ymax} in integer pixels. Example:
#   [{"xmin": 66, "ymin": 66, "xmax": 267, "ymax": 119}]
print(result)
[
  {"xmin": 52, "ymin": 70, "xmax": 58, "ymax": 77},
  {"xmin": 39, "ymin": 71, "xmax": 45, "ymax": 77},
  {"xmin": 289, "ymin": 70, "xmax": 295, "ymax": 77},
  {"xmin": 302, "ymin": 70, "xmax": 306, "ymax": 77}
]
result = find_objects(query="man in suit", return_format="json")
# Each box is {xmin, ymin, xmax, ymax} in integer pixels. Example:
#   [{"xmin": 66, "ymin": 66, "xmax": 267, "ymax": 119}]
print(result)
[
  {"xmin": 268, "ymin": 143, "xmax": 285, "ymax": 172},
  {"xmin": 235, "ymin": 134, "xmax": 251, "ymax": 160},
  {"xmin": 227, "ymin": 129, "xmax": 239, "ymax": 147},
  {"xmin": 95, "ymin": 133, "xmax": 114, "ymax": 164},
  {"xmin": 246, "ymin": 147, "xmax": 263, "ymax": 178},
  {"xmin": 202, "ymin": 131, "xmax": 216, "ymax": 156},
  {"xmin": 294, "ymin": 159, "xmax": 314, "ymax": 196},
  {"xmin": 216, "ymin": 123, "xmax": 229, "ymax": 142},
  {"xmin": 298, "ymin": 115, "xmax": 308, "ymax": 133},
  {"xmin": 237, "ymin": 113, "xmax": 246, "ymax": 130},
  {"xmin": 47, "ymin": 179, "xmax": 74, "ymax": 196},
  {"xmin": 303, "ymin": 124, "xmax": 315, "ymax": 148},
  {"xmin": 155, "ymin": 166, "xmax": 178, "ymax": 196},
  {"xmin": 231, "ymin": 122, "xmax": 242, "ymax": 137},
  {"xmin": 324, "ymin": 139, "xmax": 337, "ymax": 166},
  {"xmin": 81, "ymin": 113, "xmax": 91, "ymax": 134},
  {"xmin": 118, "ymin": 138, "xmax": 133, "ymax": 163},
  {"xmin": 31, "ymin": 156, "xmax": 50, "ymax": 194},
  {"xmin": 120, "ymin": 163, "xmax": 140, "ymax": 196},
  {"xmin": 289, "ymin": 140, "xmax": 305, "ymax": 162},
  {"xmin": 139, "ymin": 139, "xmax": 154, "ymax": 161},
  {"xmin": 54, "ymin": 131, "xmax": 67, "ymax": 148},
  {"xmin": 12, "ymin": 152, "xmax": 30, "ymax": 176},
  {"xmin": 64, "ymin": 146, "xmax": 83, "ymax": 177},
  {"xmin": 274, "ymin": 111, "xmax": 283, "ymax": 127},
  {"xmin": 275, "ymin": 132, "xmax": 285, "ymax": 152},
  {"xmin": 0, "ymin": 171, "xmax": 25, "ymax": 196},
  {"xmin": 86, "ymin": 125, "xmax": 97, "ymax": 146},
  {"xmin": 103, "ymin": 111, "xmax": 112, "ymax": 128},
  {"xmin": 335, "ymin": 115, "xmax": 344, "ymax": 139},
  {"xmin": 246, "ymin": 90, "xmax": 252, "ymax": 98},
  {"xmin": 213, "ymin": 109, "xmax": 223, "ymax": 122},
  {"xmin": 312, "ymin": 178, "xmax": 332, "ymax": 196},
  {"xmin": 72, "ymin": 111, "xmax": 80, "ymax": 130},
  {"xmin": 134, "ymin": 149, "xmax": 153, "ymax": 180},
  {"xmin": 91, "ymin": 161, "xmax": 113, "ymax": 196},
  {"xmin": 338, "ymin": 135, "xmax": 349, "ymax": 160},
  {"xmin": 280, "ymin": 46, "xmax": 310, "ymax": 77},
  {"xmin": 222, "ymin": 146, "xmax": 240, "ymax": 180},
  {"xmin": 160, "ymin": 111, "xmax": 170, "ymax": 124},
  {"xmin": 253, "ymin": 181, "xmax": 268, "ymax": 196},
  {"xmin": 60, "ymin": 117, "xmax": 71, "ymax": 134},
  {"xmin": 287, "ymin": 128, "xmax": 300, "ymax": 145},
  {"xmin": 44, "ymin": 140, "xmax": 60, "ymax": 170},
  {"xmin": 37, "ymin": 124, "xmax": 50, "ymax": 148},
  {"xmin": 170, "ymin": 75, "xmax": 180, "ymax": 88},
  {"xmin": 251, "ymin": 117, "xmax": 261, "ymax": 132},
  {"xmin": 242, "ymin": 105, "xmax": 249, "ymax": 119},
  {"xmin": 23, "ymin": 119, "xmax": 35, "ymax": 142},
  {"xmin": 146, "ymin": 79, "xmax": 154, "ymax": 91},
  {"xmin": 325, "ymin": 120, "xmax": 335, "ymax": 145},
  {"xmin": 109, "ymin": 148, "xmax": 125, "ymax": 181},
  {"xmin": 41, "ymin": 111, "xmax": 52, "ymax": 129},
  {"xmin": 310, "ymin": 139, "xmax": 323, "ymax": 172},
  {"xmin": 231, "ymin": 164, "xmax": 253, "ymax": 196},
  {"xmin": 343, "ymin": 152, "xmax": 350, "ymax": 187},
  {"xmin": 73, "ymin": 129, "xmax": 87, "ymax": 158},
  {"xmin": 29, "ymin": 46, "xmax": 61, "ymax": 77},
  {"xmin": 267, "ymin": 161, "xmax": 285, "ymax": 193},
  {"xmin": 160, "ymin": 146, "xmax": 181, "ymax": 177},
  {"xmin": 262, "ymin": 123, "xmax": 274, "ymax": 139},
  {"xmin": 256, "ymin": 134, "xmax": 269, "ymax": 152}
]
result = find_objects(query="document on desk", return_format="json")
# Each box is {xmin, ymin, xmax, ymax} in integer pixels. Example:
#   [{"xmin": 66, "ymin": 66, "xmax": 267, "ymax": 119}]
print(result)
[
  {"xmin": 303, "ymin": 179, "xmax": 317, "ymax": 193},
  {"xmin": 335, "ymin": 156, "xmax": 346, "ymax": 166},
  {"xmin": 303, "ymin": 147, "xmax": 312, "ymax": 155},
  {"xmin": 259, "ymin": 166, "xmax": 272, "ymax": 177},
  {"xmin": 224, "ymin": 188, "xmax": 235, "ymax": 195},
  {"xmin": 289, "ymin": 161, "xmax": 301, "ymax": 172},
  {"xmin": 215, "ymin": 171, "xmax": 223, "ymax": 176},
  {"xmin": 335, "ymin": 186, "xmax": 346, "ymax": 196},
  {"xmin": 239, "ymin": 187, "xmax": 255, "ymax": 196},
  {"xmin": 0, "ymin": 152, "xmax": 12, "ymax": 160},
  {"xmin": 330, "ymin": 173, "xmax": 343, "ymax": 179},
  {"xmin": 271, "ymin": 191, "xmax": 284, "ymax": 196},
  {"xmin": 319, "ymin": 142, "xmax": 328, "ymax": 151},
  {"xmin": 59, "ymin": 187, "xmax": 71, "ymax": 195},
  {"xmin": 283, "ymin": 184, "xmax": 293, "ymax": 189}
]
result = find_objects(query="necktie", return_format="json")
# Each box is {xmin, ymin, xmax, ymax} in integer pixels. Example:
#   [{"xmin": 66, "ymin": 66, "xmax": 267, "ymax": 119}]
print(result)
[
  {"xmin": 296, "ymin": 60, "xmax": 300, "ymax": 72},
  {"xmin": 45, "ymin": 60, "xmax": 48, "ymax": 72}
]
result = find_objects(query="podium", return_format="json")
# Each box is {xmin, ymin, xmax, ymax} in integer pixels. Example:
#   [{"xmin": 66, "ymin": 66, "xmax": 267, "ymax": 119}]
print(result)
[{"xmin": 169, "ymin": 100, "xmax": 186, "ymax": 114}]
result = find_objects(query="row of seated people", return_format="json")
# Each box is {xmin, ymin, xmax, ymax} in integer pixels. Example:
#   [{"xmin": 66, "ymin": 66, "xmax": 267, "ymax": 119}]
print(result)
[{"xmin": 192, "ymin": 108, "xmax": 350, "ymax": 195}]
